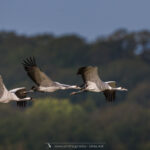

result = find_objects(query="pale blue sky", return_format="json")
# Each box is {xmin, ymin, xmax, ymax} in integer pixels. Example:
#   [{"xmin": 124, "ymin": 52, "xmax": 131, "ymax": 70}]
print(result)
[{"xmin": 0, "ymin": 0, "xmax": 150, "ymax": 41}]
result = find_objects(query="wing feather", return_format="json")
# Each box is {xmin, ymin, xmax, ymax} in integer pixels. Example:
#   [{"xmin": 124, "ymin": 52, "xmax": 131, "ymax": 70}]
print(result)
[
  {"xmin": 0, "ymin": 75, "xmax": 9, "ymax": 98},
  {"xmin": 103, "ymin": 90, "xmax": 116, "ymax": 102},
  {"xmin": 77, "ymin": 66, "xmax": 104, "ymax": 89},
  {"xmin": 22, "ymin": 57, "xmax": 54, "ymax": 87},
  {"xmin": 16, "ymin": 101, "xmax": 27, "ymax": 107}
]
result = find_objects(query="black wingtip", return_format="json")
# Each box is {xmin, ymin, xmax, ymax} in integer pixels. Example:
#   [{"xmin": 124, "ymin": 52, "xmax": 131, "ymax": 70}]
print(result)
[
  {"xmin": 77, "ymin": 66, "xmax": 86, "ymax": 75},
  {"xmin": 77, "ymin": 66, "xmax": 96, "ymax": 75},
  {"xmin": 103, "ymin": 90, "xmax": 116, "ymax": 102},
  {"xmin": 16, "ymin": 101, "xmax": 27, "ymax": 108},
  {"xmin": 22, "ymin": 56, "xmax": 37, "ymax": 68}
]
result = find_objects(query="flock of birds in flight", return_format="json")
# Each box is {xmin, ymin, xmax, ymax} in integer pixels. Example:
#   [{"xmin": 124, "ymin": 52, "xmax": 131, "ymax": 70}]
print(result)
[{"xmin": 0, "ymin": 57, "xmax": 128, "ymax": 107}]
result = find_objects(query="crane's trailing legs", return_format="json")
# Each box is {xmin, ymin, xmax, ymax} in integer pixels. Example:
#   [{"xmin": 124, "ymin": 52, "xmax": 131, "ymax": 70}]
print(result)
[{"xmin": 70, "ymin": 88, "xmax": 85, "ymax": 95}]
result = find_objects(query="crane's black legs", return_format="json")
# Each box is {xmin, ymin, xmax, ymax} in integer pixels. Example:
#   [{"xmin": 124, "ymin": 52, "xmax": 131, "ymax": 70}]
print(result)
[{"xmin": 70, "ymin": 89, "xmax": 86, "ymax": 95}]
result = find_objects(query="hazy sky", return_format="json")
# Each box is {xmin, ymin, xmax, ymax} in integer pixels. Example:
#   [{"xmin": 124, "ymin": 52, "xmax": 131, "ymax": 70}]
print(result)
[{"xmin": 0, "ymin": 0, "xmax": 150, "ymax": 41}]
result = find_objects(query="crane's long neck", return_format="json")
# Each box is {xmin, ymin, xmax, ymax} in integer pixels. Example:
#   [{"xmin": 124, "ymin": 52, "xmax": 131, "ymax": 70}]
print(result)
[{"xmin": 111, "ymin": 87, "xmax": 128, "ymax": 91}]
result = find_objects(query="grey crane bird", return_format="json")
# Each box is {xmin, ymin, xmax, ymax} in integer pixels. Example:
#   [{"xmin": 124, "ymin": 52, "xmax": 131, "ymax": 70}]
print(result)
[
  {"xmin": 0, "ymin": 75, "xmax": 32, "ymax": 107},
  {"xmin": 22, "ymin": 57, "xmax": 79, "ymax": 93},
  {"xmin": 70, "ymin": 66, "xmax": 128, "ymax": 102}
]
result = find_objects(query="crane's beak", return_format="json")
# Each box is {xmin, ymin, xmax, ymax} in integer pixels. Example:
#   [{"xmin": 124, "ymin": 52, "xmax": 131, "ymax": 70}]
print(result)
[{"xmin": 121, "ymin": 88, "xmax": 128, "ymax": 91}]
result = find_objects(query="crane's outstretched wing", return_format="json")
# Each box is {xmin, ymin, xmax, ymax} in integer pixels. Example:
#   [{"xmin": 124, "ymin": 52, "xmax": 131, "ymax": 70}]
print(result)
[
  {"xmin": 77, "ymin": 66, "xmax": 104, "ymax": 90},
  {"xmin": 77, "ymin": 66, "xmax": 102, "ymax": 83},
  {"xmin": 0, "ymin": 75, "xmax": 9, "ymax": 98},
  {"xmin": 103, "ymin": 90, "xmax": 116, "ymax": 102},
  {"xmin": 22, "ymin": 57, "xmax": 54, "ymax": 87},
  {"xmin": 16, "ymin": 101, "xmax": 27, "ymax": 107},
  {"xmin": 103, "ymin": 81, "xmax": 116, "ymax": 102}
]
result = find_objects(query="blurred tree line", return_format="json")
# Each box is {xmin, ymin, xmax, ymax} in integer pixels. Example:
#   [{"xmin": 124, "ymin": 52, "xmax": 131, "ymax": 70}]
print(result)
[{"xmin": 0, "ymin": 29, "xmax": 150, "ymax": 150}]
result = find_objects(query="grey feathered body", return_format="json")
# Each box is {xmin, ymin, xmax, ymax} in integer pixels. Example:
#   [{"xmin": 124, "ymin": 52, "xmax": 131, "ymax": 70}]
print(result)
[{"xmin": 72, "ymin": 66, "xmax": 127, "ymax": 102}]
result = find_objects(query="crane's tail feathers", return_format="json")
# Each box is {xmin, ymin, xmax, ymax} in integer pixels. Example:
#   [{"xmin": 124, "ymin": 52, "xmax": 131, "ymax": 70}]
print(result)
[
  {"xmin": 67, "ymin": 85, "xmax": 81, "ymax": 89},
  {"xmin": 58, "ymin": 83, "xmax": 81, "ymax": 90}
]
